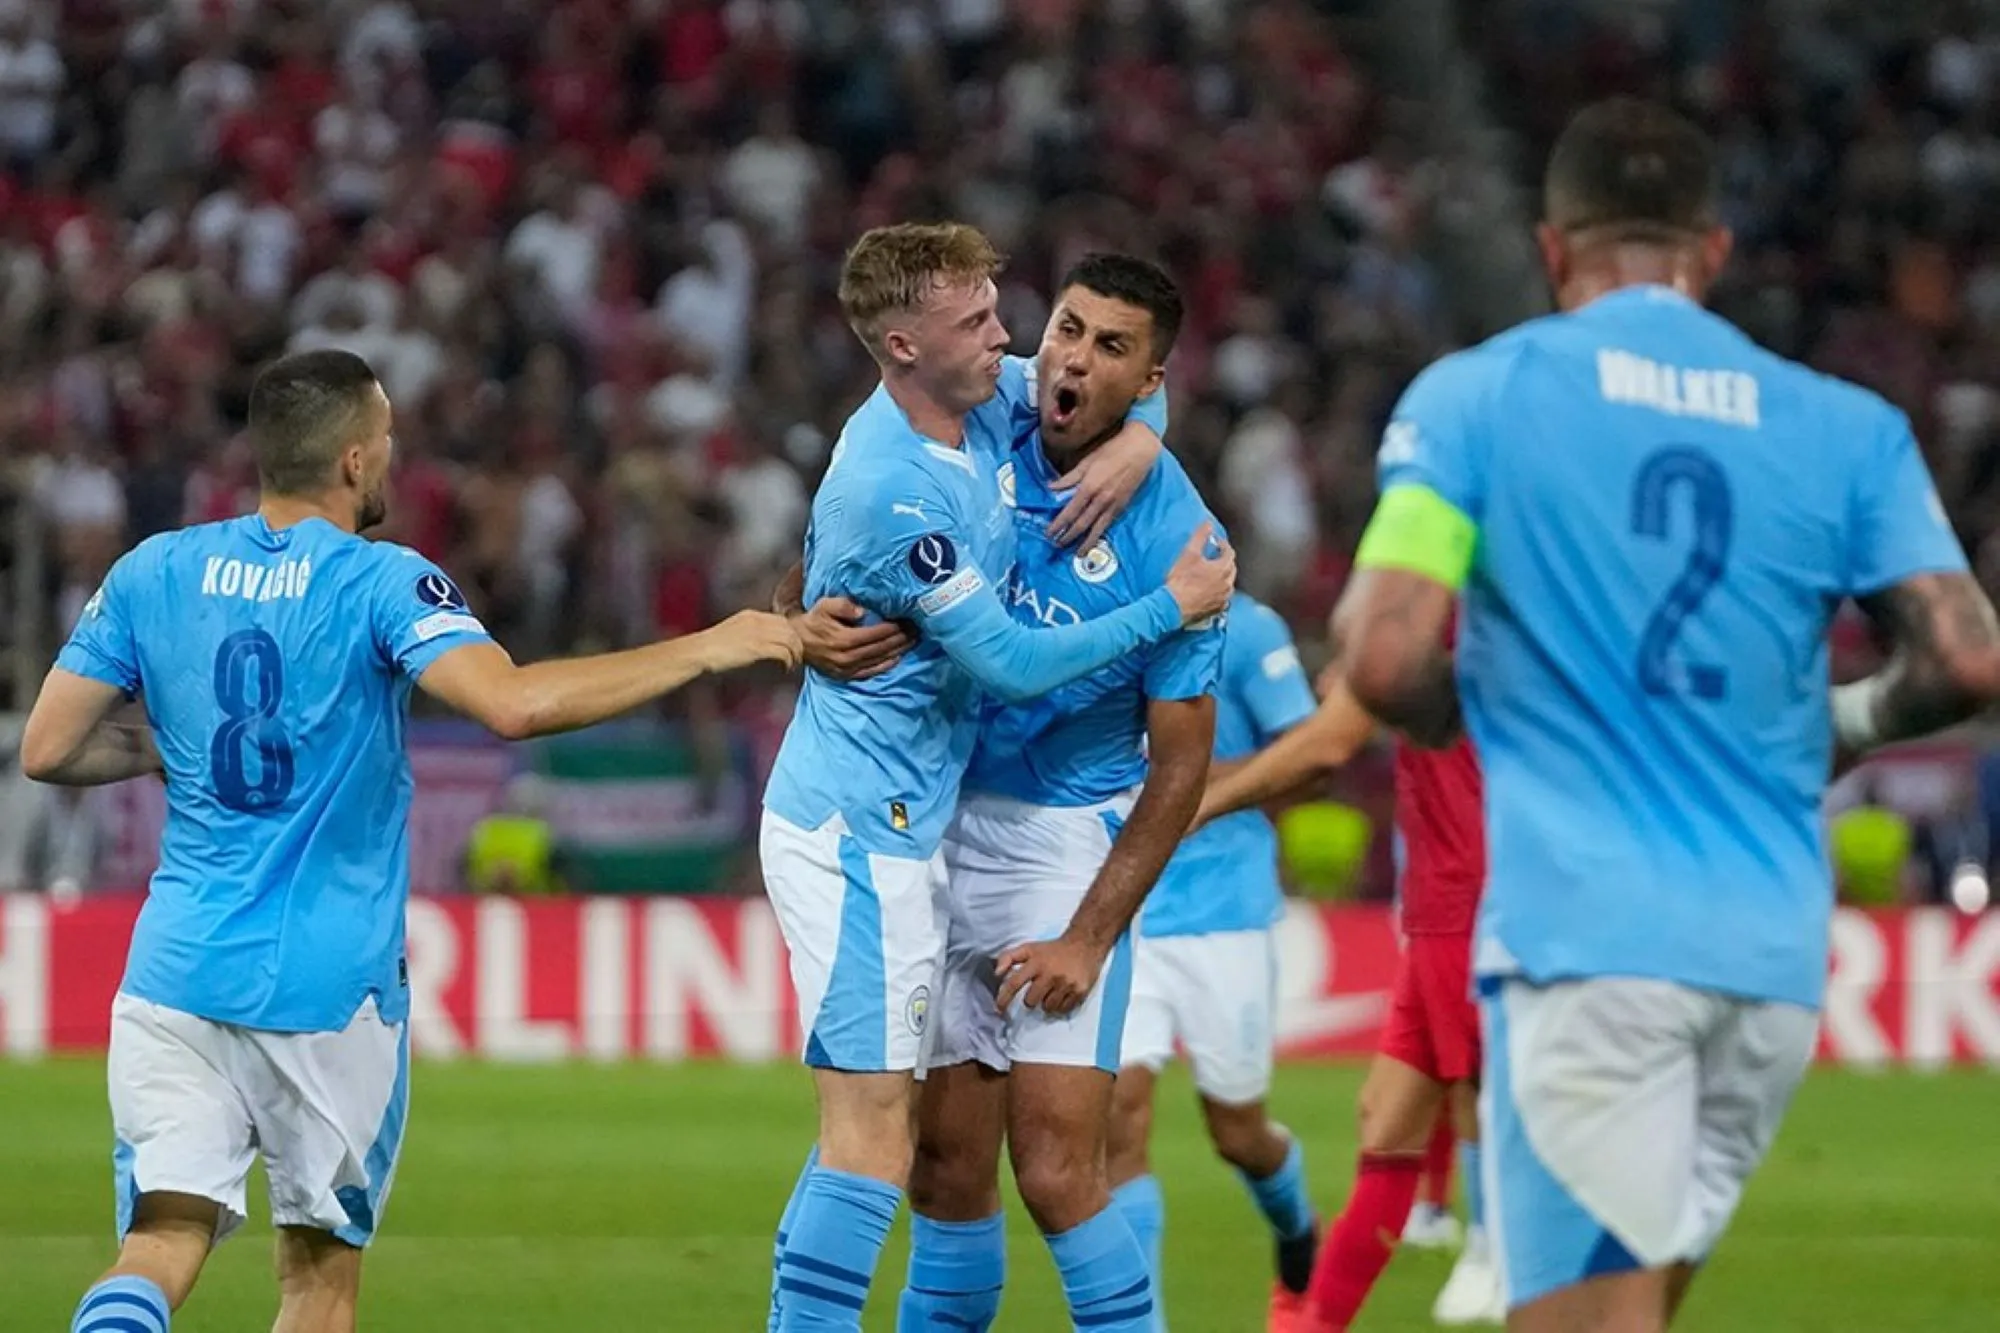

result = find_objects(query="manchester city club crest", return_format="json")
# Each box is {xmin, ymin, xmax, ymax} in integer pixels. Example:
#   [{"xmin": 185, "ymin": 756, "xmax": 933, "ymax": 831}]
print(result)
[
  {"xmin": 905, "ymin": 985, "xmax": 930, "ymax": 1036},
  {"xmin": 997, "ymin": 459, "xmax": 1017, "ymax": 508},
  {"xmin": 1072, "ymin": 540, "xmax": 1119, "ymax": 584}
]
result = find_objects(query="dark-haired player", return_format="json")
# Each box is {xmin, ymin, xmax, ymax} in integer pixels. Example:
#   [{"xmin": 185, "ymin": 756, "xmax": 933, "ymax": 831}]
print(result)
[
  {"xmin": 895, "ymin": 254, "xmax": 1225, "ymax": 1333},
  {"xmin": 1332, "ymin": 98, "xmax": 2000, "ymax": 1331},
  {"xmin": 26, "ymin": 349, "xmax": 803, "ymax": 1333}
]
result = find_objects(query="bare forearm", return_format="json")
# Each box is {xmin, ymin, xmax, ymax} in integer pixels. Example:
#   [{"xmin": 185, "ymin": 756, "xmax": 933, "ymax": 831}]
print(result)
[
  {"xmin": 774, "ymin": 562, "xmax": 804, "ymax": 616},
  {"xmin": 1333, "ymin": 569, "xmax": 1462, "ymax": 749},
  {"xmin": 1066, "ymin": 763, "xmax": 1206, "ymax": 949},
  {"xmin": 1200, "ymin": 712, "xmax": 1367, "ymax": 823},
  {"xmin": 510, "ymin": 636, "xmax": 720, "ymax": 737},
  {"xmin": 31, "ymin": 722, "xmax": 160, "ymax": 787},
  {"xmin": 1369, "ymin": 651, "xmax": 1463, "ymax": 749},
  {"xmin": 1846, "ymin": 574, "xmax": 2000, "ymax": 750}
]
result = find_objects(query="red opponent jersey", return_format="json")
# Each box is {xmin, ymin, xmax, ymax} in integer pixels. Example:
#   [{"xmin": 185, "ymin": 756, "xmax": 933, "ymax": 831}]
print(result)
[{"xmin": 1392, "ymin": 736, "xmax": 1485, "ymax": 936}]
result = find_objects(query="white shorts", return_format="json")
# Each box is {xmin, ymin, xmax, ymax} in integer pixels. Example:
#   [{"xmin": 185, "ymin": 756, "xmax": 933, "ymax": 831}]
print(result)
[
  {"xmin": 931, "ymin": 792, "xmax": 1137, "ymax": 1074},
  {"xmin": 760, "ymin": 809, "xmax": 946, "ymax": 1073},
  {"xmin": 108, "ymin": 992, "xmax": 409, "ymax": 1247},
  {"xmin": 1123, "ymin": 927, "xmax": 1278, "ymax": 1105},
  {"xmin": 1480, "ymin": 977, "xmax": 1818, "ymax": 1309}
]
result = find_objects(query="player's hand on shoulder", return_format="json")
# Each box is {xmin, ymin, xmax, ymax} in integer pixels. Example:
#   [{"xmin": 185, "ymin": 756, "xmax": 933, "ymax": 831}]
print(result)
[
  {"xmin": 1164, "ymin": 522, "xmax": 1235, "ymax": 627},
  {"xmin": 701, "ymin": 610, "xmax": 804, "ymax": 673},
  {"xmin": 796, "ymin": 596, "xmax": 915, "ymax": 681},
  {"xmin": 1049, "ymin": 420, "xmax": 1161, "ymax": 548},
  {"xmin": 994, "ymin": 934, "xmax": 1109, "ymax": 1018}
]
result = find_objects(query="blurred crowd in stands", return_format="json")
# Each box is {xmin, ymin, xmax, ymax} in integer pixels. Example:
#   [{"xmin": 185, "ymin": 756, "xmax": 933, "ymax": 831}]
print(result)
[{"xmin": 2, "ymin": 0, "xmax": 2000, "ymax": 895}]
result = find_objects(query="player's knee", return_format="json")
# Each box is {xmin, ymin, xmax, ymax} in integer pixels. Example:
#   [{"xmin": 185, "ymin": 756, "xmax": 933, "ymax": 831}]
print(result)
[
  {"xmin": 1354, "ymin": 1082, "xmax": 1432, "ymax": 1157},
  {"xmin": 1202, "ymin": 1101, "xmax": 1276, "ymax": 1171},
  {"xmin": 1011, "ymin": 1145, "xmax": 1100, "ymax": 1234},
  {"xmin": 824, "ymin": 1114, "xmax": 915, "ymax": 1186},
  {"xmin": 816, "ymin": 1072, "xmax": 918, "ymax": 1185},
  {"xmin": 1009, "ymin": 1103, "xmax": 1105, "ymax": 1235},
  {"xmin": 272, "ymin": 1229, "xmax": 362, "ymax": 1333},
  {"xmin": 908, "ymin": 1128, "xmax": 1002, "ymax": 1219},
  {"xmin": 1104, "ymin": 1083, "xmax": 1153, "ymax": 1184},
  {"xmin": 116, "ymin": 1192, "xmax": 224, "ymax": 1307}
]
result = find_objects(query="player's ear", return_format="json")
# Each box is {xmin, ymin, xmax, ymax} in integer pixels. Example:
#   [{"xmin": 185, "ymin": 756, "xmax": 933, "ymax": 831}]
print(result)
[
  {"xmin": 1534, "ymin": 222, "xmax": 1569, "ymax": 293},
  {"xmin": 882, "ymin": 326, "xmax": 919, "ymax": 371},
  {"xmin": 340, "ymin": 440, "xmax": 366, "ymax": 489},
  {"xmin": 1137, "ymin": 361, "xmax": 1167, "ymax": 401},
  {"xmin": 1699, "ymin": 225, "xmax": 1734, "ymax": 289}
]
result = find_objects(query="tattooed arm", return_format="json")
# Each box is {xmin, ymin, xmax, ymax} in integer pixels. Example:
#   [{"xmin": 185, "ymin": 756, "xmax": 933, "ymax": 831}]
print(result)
[
  {"xmin": 1332, "ymin": 566, "xmax": 1462, "ymax": 749},
  {"xmin": 1837, "ymin": 572, "xmax": 2000, "ymax": 752}
]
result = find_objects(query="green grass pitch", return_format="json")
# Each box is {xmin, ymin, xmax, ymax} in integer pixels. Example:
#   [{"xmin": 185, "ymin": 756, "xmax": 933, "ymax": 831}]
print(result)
[{"xmin": 2, "ymin": 1060, "xmax": 1995, "ymax": 1330}]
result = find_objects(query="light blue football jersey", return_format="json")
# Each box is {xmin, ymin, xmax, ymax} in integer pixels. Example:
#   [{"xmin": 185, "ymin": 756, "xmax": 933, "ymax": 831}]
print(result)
[
  {"xmin": 964, "ymin": 445, "xmax": 1225, "ymax": 808},
  {"xmin": 765, "ymin": 359, "xmax": 1175, "ymax": 857},
  {"xmin": 1381, "ymin": 285, "xmax": 1968, "ymax": 1009},
  {"xmin": 55, "ymin": 514, "xmax": 493, "ymax": 1032},
  {"xmin": 1143, "ymin": 594, "xmax": 1317, "ymax": 938}
]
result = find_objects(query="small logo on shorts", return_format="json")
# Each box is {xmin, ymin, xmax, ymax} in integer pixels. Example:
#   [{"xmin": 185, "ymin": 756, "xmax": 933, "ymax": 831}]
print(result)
[
  {"xmin": 398, "ymin": 957, "xmax": 408, "ymax": 987},
  {"xmin": 906, "ymin": 985, "xmax": 931, "ymax": 1036},
  {"xmin": 890, "ymin": 800, "xmax": 909, "ymax": 831}
]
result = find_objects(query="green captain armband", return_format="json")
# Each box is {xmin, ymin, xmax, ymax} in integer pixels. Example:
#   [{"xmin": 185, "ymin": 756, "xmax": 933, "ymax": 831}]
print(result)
[{"xmin": 1353, "ymin": 485, "xmax": 1477, "ymax": 590}]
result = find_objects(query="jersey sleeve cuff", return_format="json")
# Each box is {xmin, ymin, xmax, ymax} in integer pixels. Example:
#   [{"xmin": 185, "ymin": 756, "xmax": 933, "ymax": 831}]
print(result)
[
  {"xmin": 1354, "ymin": 484, "xmax": 1478, "ymax": 591},
  {"xmin": 54, "ymin": 644, "xmax": 136, "ymax": 696},
  {"xmin": 1139, "ymin": 586, "xmax": 1182, "ymax": 637},
  {"xmin": 400, "ymin": 626, "xmax": 492, "ymax": 681}
]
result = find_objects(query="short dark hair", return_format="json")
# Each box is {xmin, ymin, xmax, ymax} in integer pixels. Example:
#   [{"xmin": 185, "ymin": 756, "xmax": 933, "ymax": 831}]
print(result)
[
  {"xmin": 1057, "ymin": 252, "xmax": 1184, "ymax": 361},
  {"xmin": 1544, "ymin": 98, "xmax": 1717, "ymax": 240},
  {"xmin": 247, "ymin": 350, "xmax": 382, "ymax": 495}
]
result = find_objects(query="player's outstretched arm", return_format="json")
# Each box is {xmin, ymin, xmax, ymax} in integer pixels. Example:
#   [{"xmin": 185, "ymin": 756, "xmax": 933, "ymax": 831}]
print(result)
[
  {"xmin": 1195, "ymin": 668, "xmax": 1376, "ymax": 829},
  {"xmin": 996, "ymin": 694, "xmax": 1217, "ymax": 1017},
  {"xmin": 771, "ymin": 560, "xmax": 914, "ymax": 682},
  {"xmin": 20, "ymin": 669, "xmax": 162, "ymax": 786},
  {"xmin": 926, "ymin": 525, "xmax": 1235, "ymax": 703},
  {"xmin": 416, "ymin": 611, "xmax": 802, "ymax": 741},
  {"xmin": 1840, "ymin": 572, "xmax": 2000, "ymax": 753}
]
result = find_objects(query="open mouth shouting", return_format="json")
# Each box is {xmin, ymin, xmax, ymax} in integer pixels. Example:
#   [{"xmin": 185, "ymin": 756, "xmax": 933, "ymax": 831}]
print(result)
[{"xmin": 1050, "ymin": 382, "xmax": 1083, "ymax": 429}]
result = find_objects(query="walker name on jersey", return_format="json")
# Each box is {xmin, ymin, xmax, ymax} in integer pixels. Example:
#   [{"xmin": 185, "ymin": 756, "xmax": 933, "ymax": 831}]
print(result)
[
  {"xmin": 201, "ymin": 555, "xmax": 313, "ymax": 602},
  {"xmin": 1597, "ymin": 349, "xmax": 1761, "ymax": 428}
]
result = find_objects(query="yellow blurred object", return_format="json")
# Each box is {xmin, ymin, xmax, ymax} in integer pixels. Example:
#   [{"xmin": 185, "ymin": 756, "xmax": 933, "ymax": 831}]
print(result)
[
  {"xmin": 1279, "ymin": 800, "xmax": 1373, "ymax": 901},
  {"xmin": 1828, "ymin": 805, "xmax": 1910, "ymax": 906},
  {"xmin": 466, "ymin": 813, "xmax": 560, "ymax": 896}
]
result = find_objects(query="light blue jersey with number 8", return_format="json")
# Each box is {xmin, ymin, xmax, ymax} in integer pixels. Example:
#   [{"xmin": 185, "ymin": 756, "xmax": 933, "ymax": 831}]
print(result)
[
  {"xmin": 1382, "ymin": 285, "xmax": 1967, "ymax": 1010},
  {"xmin": 56, "ymin": 514, "xmax": 493, "ymax": 1032}
]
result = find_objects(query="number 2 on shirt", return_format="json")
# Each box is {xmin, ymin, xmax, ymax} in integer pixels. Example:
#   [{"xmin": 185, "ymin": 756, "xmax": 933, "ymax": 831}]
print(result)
[
  {"xmin": 1630, "ymin": 446, "xmax": 1732, "ymax": 701},
  {"xmin": 211, "ymin": 628, "xmax": 296, "ymax": 812}
]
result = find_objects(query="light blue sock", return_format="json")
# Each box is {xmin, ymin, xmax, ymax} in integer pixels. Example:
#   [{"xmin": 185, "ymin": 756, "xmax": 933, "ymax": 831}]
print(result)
[
  {"xmin": 769, "ymin": 1146, "xmax": 820, "ymax": 1332},
  {"xmin": 774, "ymin": 1166, "xmax": 901, "ymax": 1332},
  {"xmin": 73, "ymin": 1274, "xmax": 170, "ymax": 1333},
  {"xmin": 896, "ymin": 1212, "xmax": 1005, "ymax": 1332},
  {"xmin": 1046, "ymin": 1205, "xmax": 1155, "ymax": 1333},
  {"xmin": 1238, "ymin": 1137, "xmax": 1315, "ymax": 1241},
  {"xmin": 1111, "ymin": 1176, "xmax": 1167, "ymax": 1332},
  {"xmin": 1459, "ymin": 1140, "xmax": 1485, "ymax": 1233}
]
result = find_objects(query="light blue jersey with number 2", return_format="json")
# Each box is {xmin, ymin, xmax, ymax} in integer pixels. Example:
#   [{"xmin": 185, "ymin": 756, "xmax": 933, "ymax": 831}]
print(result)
[
  {"xmin": 56, "ymin": 514, "xmax": 493, "ymax": 1033},
  {"xmin": 1384, "ymin": 286, "xmax": 1967, "ymax": 1010}
]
